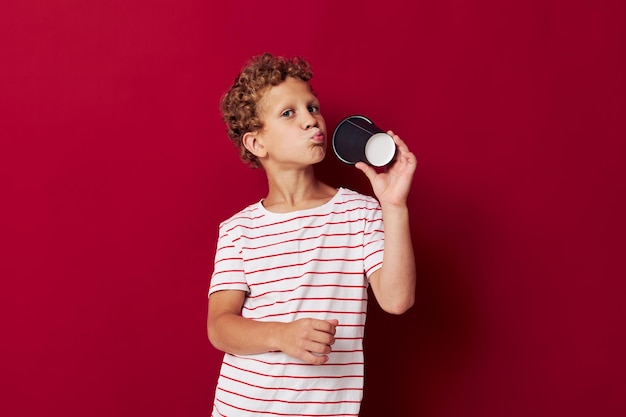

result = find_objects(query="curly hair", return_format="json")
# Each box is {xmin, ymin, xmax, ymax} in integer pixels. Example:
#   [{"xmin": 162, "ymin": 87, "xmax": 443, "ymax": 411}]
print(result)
[{"xmin": 220, "ymin": 52, "xmax": 314, "ymax": 168}]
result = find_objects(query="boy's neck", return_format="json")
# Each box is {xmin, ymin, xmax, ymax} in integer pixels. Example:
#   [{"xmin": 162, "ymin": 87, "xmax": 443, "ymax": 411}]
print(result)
[{"xmin": 262, "ymin": 167, "xmax": 336, "ymax": 213}]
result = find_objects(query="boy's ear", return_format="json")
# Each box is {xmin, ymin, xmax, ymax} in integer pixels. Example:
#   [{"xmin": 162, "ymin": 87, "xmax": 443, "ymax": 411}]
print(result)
[{"xmin": 242, "ymin": 131, "xmax": 267, "ymax": 158}]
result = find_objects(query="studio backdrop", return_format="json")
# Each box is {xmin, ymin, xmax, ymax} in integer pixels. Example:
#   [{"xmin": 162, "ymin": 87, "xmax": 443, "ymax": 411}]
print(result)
[{"xmin": 1, "ymin": 1, "xmax": 625, "ymax": 416}]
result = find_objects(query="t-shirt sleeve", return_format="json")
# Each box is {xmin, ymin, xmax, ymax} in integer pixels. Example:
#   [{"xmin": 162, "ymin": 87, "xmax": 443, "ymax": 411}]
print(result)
[
  {"xmin": 363, "ymin": 200, "xmax": 385, "ymax": 280},
  {"xmin": 208, "ymin": 222, "xmax": 250, "ymax": 296}
]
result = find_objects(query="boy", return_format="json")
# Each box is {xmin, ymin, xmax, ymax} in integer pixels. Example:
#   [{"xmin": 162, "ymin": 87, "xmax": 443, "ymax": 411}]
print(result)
[{"xmin": 207, "ymin": 52, "xmax": 417, "ymax": 416}]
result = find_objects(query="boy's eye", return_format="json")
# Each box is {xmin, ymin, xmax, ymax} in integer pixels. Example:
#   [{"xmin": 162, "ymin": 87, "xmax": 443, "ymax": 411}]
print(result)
[
  {"xmin": 308, "ymin": 105, "xmax": 319, "ymax": 113},
  {"xmin": 281, "ymin": 110, "xmax": 294, "ymax": 117}
]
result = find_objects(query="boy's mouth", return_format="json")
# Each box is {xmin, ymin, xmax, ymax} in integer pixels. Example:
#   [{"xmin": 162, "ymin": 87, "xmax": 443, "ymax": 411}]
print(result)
[{"xmin": 311, "ymin": 131, "xmax": 325, "ymax": 143}]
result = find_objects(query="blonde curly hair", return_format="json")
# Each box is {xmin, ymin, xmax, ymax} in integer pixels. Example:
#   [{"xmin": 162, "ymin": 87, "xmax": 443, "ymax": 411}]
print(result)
[{"xmin": 220, "ymin": 52, "xmax": 314, "ymax": 168}]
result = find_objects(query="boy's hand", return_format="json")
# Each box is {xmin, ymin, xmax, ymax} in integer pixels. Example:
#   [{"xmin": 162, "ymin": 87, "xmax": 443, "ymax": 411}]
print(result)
[
  {"xmin": 278, "ymin": 318, "xmax": 338, "ymax": 365},
  {"xmin": 355, "ymin": 131, "xmax": 417, "ymax": 207}
]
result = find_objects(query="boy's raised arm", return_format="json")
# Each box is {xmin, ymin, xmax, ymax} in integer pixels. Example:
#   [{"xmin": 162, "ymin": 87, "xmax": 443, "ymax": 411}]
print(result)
[{"xmin": 355, "ymin": 131, "xmax": 417, "ymax": 314}]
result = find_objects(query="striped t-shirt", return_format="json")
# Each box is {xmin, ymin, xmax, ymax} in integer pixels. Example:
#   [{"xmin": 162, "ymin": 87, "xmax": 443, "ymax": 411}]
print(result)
[{"xmin": 208, "ymin": 187, "xmax": 385, "ymax": 417}]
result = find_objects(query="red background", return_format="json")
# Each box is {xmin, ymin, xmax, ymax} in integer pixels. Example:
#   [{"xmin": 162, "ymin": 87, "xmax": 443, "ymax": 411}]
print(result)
[{"xmin": 1, "ymin": 1, "xmax": 625, "ymax": 416}]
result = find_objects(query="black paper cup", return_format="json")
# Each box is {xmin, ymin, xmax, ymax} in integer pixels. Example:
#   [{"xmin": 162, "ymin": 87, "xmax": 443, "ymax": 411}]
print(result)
[{"xmin": 332, "ymin": 115, "xmax": 396, "ymax": 167}]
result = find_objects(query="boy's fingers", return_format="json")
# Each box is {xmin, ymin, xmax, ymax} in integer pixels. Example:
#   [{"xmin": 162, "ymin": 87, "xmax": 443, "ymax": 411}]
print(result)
[
  {"xmin": 302, "ymin": 351, "xmax": 329, "ymax": 365},
  {"xmin": 387, "ymin": 130, "xmax": 411, "ymax": 153},
  {"xmin": 315, "ymin": 319, "xmax": 338, "ymax": 334}
]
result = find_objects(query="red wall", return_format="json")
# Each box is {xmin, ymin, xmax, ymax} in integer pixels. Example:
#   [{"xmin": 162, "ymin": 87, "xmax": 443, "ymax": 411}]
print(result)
[{"xmin": 1, "ymin": 1, "xmax": 625, "ymax": 416}]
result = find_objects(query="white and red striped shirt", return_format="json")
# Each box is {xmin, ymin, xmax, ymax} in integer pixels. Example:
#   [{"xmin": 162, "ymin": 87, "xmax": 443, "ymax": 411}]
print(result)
[{"xmin": 209, "ymin": 187, "xmax": 385, "ymax": 417}]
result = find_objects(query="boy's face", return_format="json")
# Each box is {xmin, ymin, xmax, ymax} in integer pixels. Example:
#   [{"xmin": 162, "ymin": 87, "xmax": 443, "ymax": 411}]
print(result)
[{"xmin": 251, "ymin": 77, "xmax": 327, "ymax": 169}]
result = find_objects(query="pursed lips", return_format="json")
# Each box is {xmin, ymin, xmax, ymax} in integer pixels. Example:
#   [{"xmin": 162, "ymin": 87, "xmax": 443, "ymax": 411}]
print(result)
[{"xmin": 310, "ymin": 129, "xmax": 325, "ymax": 144}]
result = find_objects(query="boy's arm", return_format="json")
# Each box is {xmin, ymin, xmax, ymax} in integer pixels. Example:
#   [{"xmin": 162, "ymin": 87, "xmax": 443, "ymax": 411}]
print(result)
[
  {"xmin": 355, "ymin": 131, "xmax": 417, "ymax": 314},
  {"xmin": 207, "ymin": 289, "xmax": 338, "ymax": 365}
]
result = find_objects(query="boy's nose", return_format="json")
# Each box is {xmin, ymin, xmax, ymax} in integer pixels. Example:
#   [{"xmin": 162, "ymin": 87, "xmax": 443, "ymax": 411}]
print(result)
[{"xmin": 303, "ymin": 115, "xmax": 318, "ymax": 129}]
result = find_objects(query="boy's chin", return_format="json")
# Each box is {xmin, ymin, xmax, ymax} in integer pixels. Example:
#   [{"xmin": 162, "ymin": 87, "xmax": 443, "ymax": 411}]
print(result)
[{"xmin": 313, "ymin": 152, "xmax": 327, "ymax": 164}]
